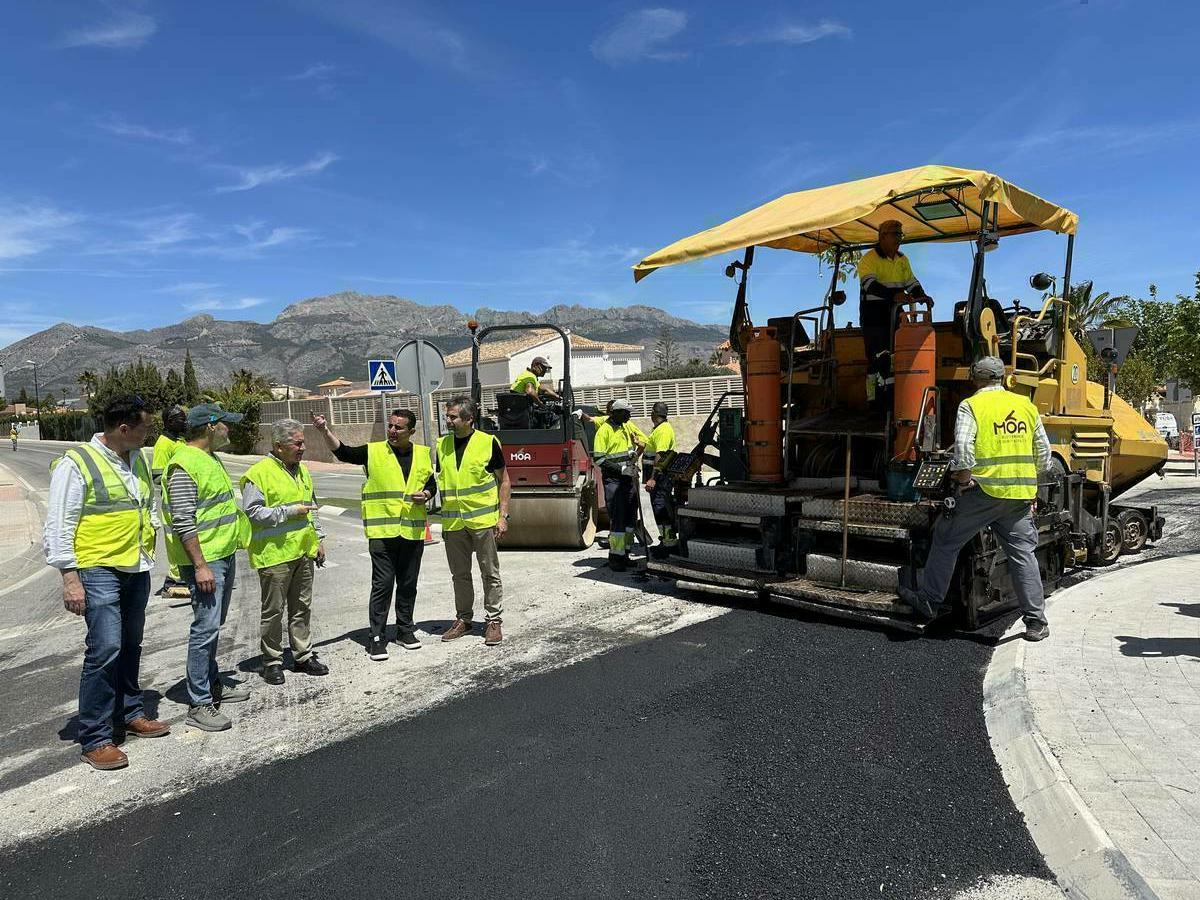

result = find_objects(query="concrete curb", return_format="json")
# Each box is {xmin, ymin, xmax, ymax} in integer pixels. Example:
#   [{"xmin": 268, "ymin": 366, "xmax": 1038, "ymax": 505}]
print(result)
[{"xmin": 984, "ymin": 602, "xmax": 1161, "ymax": 900}]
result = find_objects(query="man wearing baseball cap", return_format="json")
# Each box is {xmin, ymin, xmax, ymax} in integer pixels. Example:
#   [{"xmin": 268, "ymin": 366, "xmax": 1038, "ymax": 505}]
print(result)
[
  {"xmin": 592, "ymin": 399, "xmax": 644, "ymax": 571},
  {"xmin": 898, "ymin": 357, "xmax": 1053, "ymax": 641},
  {"xmin": 511, "ymin": 356, "xmax": 561, "ymax": 406},
  {"xmin": 163, "ymin": 403, "xmax": 253, "ymax": 732}
]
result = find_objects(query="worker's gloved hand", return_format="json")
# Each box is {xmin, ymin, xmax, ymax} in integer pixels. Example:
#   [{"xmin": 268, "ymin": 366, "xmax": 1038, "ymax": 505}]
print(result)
[{"xmin": 571, "ymin": 409, "xmax": 584, "ymax": 420}]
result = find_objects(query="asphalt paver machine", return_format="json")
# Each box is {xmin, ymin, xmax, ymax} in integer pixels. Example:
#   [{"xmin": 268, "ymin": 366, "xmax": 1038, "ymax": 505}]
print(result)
[
  {"xmin": 466, "ymin": 321, "xmax": 604, "ymax": 549},
  {"xmin": 634, "ymin": 165, "xmax": 1167, "ymax": 632}
]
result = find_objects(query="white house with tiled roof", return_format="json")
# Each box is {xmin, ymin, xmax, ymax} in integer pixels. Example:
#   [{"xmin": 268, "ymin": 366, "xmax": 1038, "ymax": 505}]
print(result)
[{"xmin": 443, "ymin": 330, "xmax": 644, "ymax": 390}]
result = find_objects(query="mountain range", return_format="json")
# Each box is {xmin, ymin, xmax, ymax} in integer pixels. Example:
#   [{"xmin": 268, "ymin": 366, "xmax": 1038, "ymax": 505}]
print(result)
[{"xmin": 0, "ymin": 292, "xmax": 727, "ymax": 397}]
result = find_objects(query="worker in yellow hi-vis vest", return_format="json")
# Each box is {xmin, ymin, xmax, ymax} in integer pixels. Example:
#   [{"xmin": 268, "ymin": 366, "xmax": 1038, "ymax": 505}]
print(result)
[{"xmin": 898, "ymin": 357, "xmax": 1052, "ymax": 641}]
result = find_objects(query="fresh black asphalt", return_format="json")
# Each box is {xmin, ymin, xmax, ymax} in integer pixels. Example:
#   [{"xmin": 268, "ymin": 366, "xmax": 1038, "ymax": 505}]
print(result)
[{"xmin": 2, "ymin": 599, "xmax": 1049, "ymax": 900}]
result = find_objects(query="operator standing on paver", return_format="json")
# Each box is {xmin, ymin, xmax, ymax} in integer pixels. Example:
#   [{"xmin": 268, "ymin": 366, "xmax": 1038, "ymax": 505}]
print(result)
[
  {"xmin": 311, "ymin": 408, "xmax": 436, "ymax": 660},
  {"xmin": 593, "ymin": 399, "xmax": 643, "ymax": 571},
  {"xmin": 240, "ymin": 418, "xmax": 329, "ymax": 684},
  {"xmin": 151, "ymin": 404, "xmax": 190, "ymax": 599},
  {"xmin": 438, "ymin": 397, "xmax": 510, "ymax": 646},
  {"xmin": 900, "ymin": 357, "xmax": 1052, "ymax": 640},
  {"xmin": 43, "ymin": 395, "xmax": 171, "ymax": 771},
  {"xmin": 163, "ymin": 403, "xmax": 252, "ymax": 732},
  {"xmin": 857, "ymin": 219, "xmax": 933, "ymax": 407}
]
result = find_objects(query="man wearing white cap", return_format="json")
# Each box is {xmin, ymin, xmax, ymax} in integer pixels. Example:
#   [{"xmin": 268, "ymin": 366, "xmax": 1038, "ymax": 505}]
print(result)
[
  {"xmin": 899, "ymin": 357, "xmax": 1053, "ymax": 641},
  {"xmin": 592, "ymin": 399, "xmax": 644, "ymax": 571}
]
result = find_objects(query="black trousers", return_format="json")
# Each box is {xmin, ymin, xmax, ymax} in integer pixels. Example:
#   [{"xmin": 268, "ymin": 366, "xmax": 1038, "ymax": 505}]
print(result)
[
  {"xmin": 603, "ymin": 473, "xmax": 637, "ymax": 534},
  {"xmin": 859, "ymin": 297, "xmax": 895, "ymax": 379},
  {"xmin": 647, "ymin": 475, "xmax": 675, "ymax": 528},
  {"xmin": 368, "ymin": 536, "xmax": 425, "ymax": 640}
]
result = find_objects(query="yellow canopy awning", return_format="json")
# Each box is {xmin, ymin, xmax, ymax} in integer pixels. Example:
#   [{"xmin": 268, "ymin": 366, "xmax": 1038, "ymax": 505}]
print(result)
[{"xmin": 632, "ymin": 165, "xmax": 1078, "ymax": 282}]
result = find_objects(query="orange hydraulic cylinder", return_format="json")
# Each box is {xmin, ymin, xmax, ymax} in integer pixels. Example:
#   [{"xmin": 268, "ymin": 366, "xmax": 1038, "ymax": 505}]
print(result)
[
  {"xmin": 891, "ymin": 306, "xmax": 936, "ymax": 462},
  {"xmin": 745, "ymin": 326, "xmax": 784, "ymax": 482}
]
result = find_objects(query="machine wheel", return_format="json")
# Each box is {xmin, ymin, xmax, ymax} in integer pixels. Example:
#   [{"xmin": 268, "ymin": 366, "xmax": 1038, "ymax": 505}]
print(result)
[
  {"xmin": 1087, "ymin": 520, "xmax": 1122, "ymax": 567},
  {"xmin": 1117, "ymin": 509, "xmax": 1149, "ymax": 554}
]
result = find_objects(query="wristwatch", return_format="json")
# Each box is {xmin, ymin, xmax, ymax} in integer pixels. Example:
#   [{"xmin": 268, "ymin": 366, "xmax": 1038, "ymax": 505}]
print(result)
[{"xmin": 501, "ymin": 512, "xmax": 510, "ymax": 519}]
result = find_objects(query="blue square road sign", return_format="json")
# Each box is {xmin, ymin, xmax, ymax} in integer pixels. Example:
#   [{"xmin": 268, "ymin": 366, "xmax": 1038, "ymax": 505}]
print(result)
[{"xmin": 368, "ymin": 359, "xmax": 397, "ymax": 392}]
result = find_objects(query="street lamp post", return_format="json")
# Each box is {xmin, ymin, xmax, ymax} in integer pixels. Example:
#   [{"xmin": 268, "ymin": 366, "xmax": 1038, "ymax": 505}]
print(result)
[{"xmin": 23, "ymin": 359, "xmax": 39, "ymax": 417}]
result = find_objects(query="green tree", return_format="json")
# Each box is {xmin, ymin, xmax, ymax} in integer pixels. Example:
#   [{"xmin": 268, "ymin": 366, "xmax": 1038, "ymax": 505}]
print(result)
[
  {"xmin": 1065, "ymin": 281, "xmax": 1121, "ymax": 339},
  {"xmin": 164, "ymin": 368, "xmax": 184, "ymax": 407},
  {"xmin": 76, "ymin": 369, "xmax": 98, "ymax": 400},
  {"xmin": 17, "ymin": 387, "xmax": 29, "ymax": 405},
  {"xmin": 183, "ymin": 351, "xmax": 200, "ymax": 403},
  {"xmin": 653, "ymin": 327, "xmax": 681, "ymax": 369}
]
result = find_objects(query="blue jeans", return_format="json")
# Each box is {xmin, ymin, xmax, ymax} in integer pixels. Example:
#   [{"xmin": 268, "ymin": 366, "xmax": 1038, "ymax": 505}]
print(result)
[
  {"xmin": 77, "ymin": 568, "xmax": 151, "ymax": 752},
  {"xmin": 181, "ymin": 555, "xmax": 236, "ymax": 706}
]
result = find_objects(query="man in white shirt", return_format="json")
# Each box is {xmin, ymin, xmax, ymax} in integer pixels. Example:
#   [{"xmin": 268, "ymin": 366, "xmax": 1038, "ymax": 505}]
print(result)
[{"xmin": 43, "ymin": 395, "xmax": 171, "ymax": 771}]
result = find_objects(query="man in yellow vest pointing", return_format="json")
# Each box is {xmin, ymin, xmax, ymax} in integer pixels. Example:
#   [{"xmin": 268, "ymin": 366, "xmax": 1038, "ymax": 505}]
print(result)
[
  {"xmin": 43, "ymin": 395, "xmax": 170, "ymax": 770},
  {"xmin": 312, "ymin": 408, "xmax": 436, "ymax": 660},
  {"xmin": 438, "ymin": 397, "xmax": 511, "ymax": 646},
  {"xmin": 164, "ymin": 403, "xmax": 253, "ymax": 732},
  {"xmin": 899, "ymin": 357, "xmax": 1052, "ymax": 641},
  {"xmin": 241, "ymin": 418, "xmax": 328, "ymax": 685}
]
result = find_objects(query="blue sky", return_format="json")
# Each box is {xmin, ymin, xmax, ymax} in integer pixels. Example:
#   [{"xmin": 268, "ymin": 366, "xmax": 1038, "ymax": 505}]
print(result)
[{"xmin": 2, "ymin": 0, "xmax": 1199, "ymax": 349}]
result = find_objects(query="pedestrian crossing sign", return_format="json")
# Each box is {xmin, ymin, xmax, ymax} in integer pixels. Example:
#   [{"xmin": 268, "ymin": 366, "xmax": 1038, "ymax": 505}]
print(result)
[{"xmin": 368, "ymin": 359, "xmax": 397, "ymax": 392}]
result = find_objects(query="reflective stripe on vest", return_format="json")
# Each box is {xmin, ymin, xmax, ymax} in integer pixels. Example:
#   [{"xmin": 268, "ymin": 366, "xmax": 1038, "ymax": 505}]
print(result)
[
  {"xmin": 67, "ymin": 443, "xmax": 156, "ymax": 569},
  {"xmin": 965, "ymin": 390, "xmax": 1041, "ymax": 500},
  {"xmin": 436, "ymin": 431, "xmax": 500, "ymax": 532},
  {"xmin": 362, "ymin": 441, "xmax": 433, "ymax": 540},
  {"xmin": 593, "ymin": 422, "xmax": 637, "ymax": 473},
  {"xmin": 240, "ymin": 456, "xmax": 319, "ymax": 568},
  {"xmin": 163, "ymin": 445, "xmax": 250, "ymax": 566}
]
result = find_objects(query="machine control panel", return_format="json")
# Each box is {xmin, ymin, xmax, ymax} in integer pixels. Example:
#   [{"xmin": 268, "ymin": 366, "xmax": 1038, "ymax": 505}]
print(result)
[{"xmin": 913, "ymin": 458, "xmax": 953, "ymax": 491}]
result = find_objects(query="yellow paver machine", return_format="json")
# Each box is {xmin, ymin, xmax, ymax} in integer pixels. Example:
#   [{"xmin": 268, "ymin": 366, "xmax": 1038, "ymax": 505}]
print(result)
[{"xmin": 635, "ymin": 165, "xmax": 1167, "ymax": 632}]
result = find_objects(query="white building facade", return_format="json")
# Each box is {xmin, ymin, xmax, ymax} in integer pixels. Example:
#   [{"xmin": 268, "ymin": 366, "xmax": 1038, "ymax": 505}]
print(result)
[{"xmin": 443, "ymin": 332, "xmax": 643, "ymax": 391}]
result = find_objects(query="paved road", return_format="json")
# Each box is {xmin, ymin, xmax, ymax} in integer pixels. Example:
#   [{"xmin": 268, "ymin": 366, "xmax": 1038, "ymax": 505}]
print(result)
[{"xmin": 2, "ymin": 603, "xmax": 1053, "ymax": 900}]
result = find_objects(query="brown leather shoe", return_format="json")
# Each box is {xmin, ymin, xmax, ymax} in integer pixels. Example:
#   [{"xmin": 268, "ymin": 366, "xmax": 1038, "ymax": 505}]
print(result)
[
  {"xmin": 441, "ymin": 619, "xmax": 473, "ymax": 642},
  {"xmin": 82, "ymin": 743, "xmax": 128, "ymax": 771},
  {"xmin": 484, "ymin": 621, "xmax": 503, "ymax": 646},
  {"xmin": 125, "ymin": 717, "xmax": 170, "ymax": 738}
]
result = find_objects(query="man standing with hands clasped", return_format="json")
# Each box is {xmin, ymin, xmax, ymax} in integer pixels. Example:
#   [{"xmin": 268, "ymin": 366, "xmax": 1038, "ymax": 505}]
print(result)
[
  {"xmin": 241, "ymin": 418, "xmax": 329, "ymax": 684},
  {"xmin": 44, "ymin": 395, "xmax": 171, "ymax": 770},
  {"xmin": 163, "ymin": 403, "xmax": 252, "ymax": 732},
  {"xmin": 438, "ymin": 397, "xmax": 511, "ymax": 646},
  {"xmin": 312, "ymin": 407, "xmax": 436, "ymax": 660}
]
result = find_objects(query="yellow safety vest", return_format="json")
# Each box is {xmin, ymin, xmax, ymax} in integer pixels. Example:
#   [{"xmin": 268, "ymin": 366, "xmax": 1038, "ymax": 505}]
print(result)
[
  {"xmin": 644, "ymin": 421, "xmax": 677, "ymax": 469},
  {"xmin": 163, "ymin": 445, "xmax": 251, "ymax": 565},
  {"xmin": 964, "ymin": 389, "xmax": 1041, "ymax": 500},
  {"xmin": 67, "ymin": 443, "xmax": 156, "ymax": 569},
  {"xmin": 511, "ymin": 369, "xmax": 539, "ymax": 395},
  {"xmin": 150, "ymin": 434, "xmax": 180, "ymax": 482},
  {"xmin": 361, "ymin": 441, "xmax": 433, "ymax": 541},
  {"xmin": 240, "ymin": 456, "xmax": 320, "ymax": 568},
  {"xmin": 437, "ymin": 431, "xmax": 500, "ymax": 532},
  {"xmin": 857, "ymin": 248, "xmax": 919, "ymax": 297},
  {"xmin": 594, "ymin": 421, "xmax": 638, "ymax": 476}
]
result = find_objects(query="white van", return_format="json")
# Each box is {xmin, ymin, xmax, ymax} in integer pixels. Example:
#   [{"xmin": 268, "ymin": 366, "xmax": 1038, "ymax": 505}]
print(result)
[{"xmin": 1155, "ymin": 412, "xmax": 1179, "ymax": 448}]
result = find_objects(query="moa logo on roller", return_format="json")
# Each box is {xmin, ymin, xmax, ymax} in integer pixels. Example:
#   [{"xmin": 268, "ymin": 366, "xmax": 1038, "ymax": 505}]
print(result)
[
  {"xmin": 510, "ymin": 448, "xmax": 532, "ymax": 462},
  {"xmin": 993, "ymin": 411, "xmax": 1028, "ymax": 436}
]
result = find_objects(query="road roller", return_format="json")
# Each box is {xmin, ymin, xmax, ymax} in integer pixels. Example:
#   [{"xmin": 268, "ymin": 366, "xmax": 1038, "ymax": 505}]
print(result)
[
  {"xmin": 632, "ymin": 165, "xmax": 1168, "ymax": 632},
  {"xmin": 467, "ymin": 321, "xmax": 604, "ymax": 550}
]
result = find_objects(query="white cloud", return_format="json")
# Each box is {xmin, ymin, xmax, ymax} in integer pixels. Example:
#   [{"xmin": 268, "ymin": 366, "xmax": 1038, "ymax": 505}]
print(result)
[
  {"xmin": 214, "ymin": 152, "xmax": 339, "ymax": 193},
  {"xmin": 288, "ymin": 62, "xmax": 337, "ymax": 81},
  {"xmin": 60, "ymin": 12, "xmax": 157, "ymax": 50},
  {"xmin": 96, "ymin": 115, "xmax": 192, "ymax": 145},
  {"xmin": 0, "ymin": 204, "xmax": 82, "ymax": 260},
  {"xmin": 183, "ymin": 296, "xmax": 268, "ymax": 312},
  {"xmin": 730, "ymin": 19, "xmax": 852, "ymax": 46},
  {"xmin": 591, "ymin": 8, "xmax": 688, "ymax": 66},
  {"xmin": 156, "ymin": 281, "xmax": 223, "ymax": 294},
  {"xmin": 1008, "ymin": 121, "xmax": 1200, "ymax": 158}
]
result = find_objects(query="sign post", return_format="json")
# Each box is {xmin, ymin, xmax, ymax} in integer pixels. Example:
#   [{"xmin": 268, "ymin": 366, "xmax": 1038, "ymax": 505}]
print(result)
[
  {"xmin": 1193, "ymin": 413, "xmax": 1200, "ymax": 477},
  {"xmin": 368, "ymin": 359, "xmax": 399, "ymax": 433},
  {"xmin": 395, "ymin": 340, "xmax": 446, "ymax": 450}
]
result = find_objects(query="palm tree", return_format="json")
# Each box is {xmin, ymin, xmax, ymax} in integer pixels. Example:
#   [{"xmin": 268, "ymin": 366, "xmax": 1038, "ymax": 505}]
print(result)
[
  {"xmin": 76, "ymin": 369, "xmax": 97, "ymax": 399},
  {"xmin": 1065, "ymin": 281, "xmax": 1122, "ymax": 339}
]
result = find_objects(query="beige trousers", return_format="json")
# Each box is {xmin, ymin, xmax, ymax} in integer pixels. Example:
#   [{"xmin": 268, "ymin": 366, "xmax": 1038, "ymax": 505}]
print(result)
[
  {"xmin": 443, "ymin": 527, "xmax": 503, "ymax": 622},
  {"xmin": 258, "ymin": 556, "xmax": 315, "ymax": 665}
]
